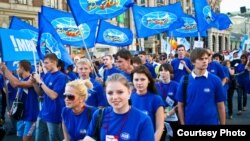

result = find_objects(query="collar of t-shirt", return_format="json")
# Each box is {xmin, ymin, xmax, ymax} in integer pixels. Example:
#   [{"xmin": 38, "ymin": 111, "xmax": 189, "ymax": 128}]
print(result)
[{"xmin": 191, "ymin": 70, "xmax": 208, "ymax": 79}]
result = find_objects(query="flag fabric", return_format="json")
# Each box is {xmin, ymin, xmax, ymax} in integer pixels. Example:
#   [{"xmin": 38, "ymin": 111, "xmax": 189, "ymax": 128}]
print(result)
[
  {"xmin": 169, "ymin": 14, "xmax": 207, "ymax": 37},
  {"xmin": 96, "ymin": 20, "xmax": 133, "ymax": 47},
  {"xmin": 0, "ymin": 28, "xmax": 39, "ymax": 62},
  {"xmin": 41, "ymin": 6, "xmax": 97, "ymax": 48},
  {"xmin": 133, "ymin": 2, "xmax": 184, "ymax": 38},
  {"xmin": 38, "ymin": 13, "xmax": 73, "ymax": 66},
  {"xmin": 67, "ymin": 0, "xmax": 133, "ymax": 24},
  {"xmin": 177, "ymin": 38, "xmax": 190, "ymax": 51},
  {"xmin": 9, "ymin": 16, "xmax": 39, "ymax": 42},
  {"xmin": 193, "ymin": 0, "xmax": 217, "ymax": 32},
  {"xmin": 215, "ymin": 13, "xmax": 232, "ymax": 30},
  {"xmin": 193, "ymin": 0, "xmax": 232, "ymax": 32}
]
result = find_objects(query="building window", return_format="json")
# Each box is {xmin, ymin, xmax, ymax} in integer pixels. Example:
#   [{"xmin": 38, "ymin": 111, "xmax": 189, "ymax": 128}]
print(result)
[
  {"xmin": 141, "ymin": 0, "xmax": 145, "ymax": 6},
  {"xmin": 20, "ymin": 17, "xmax": 34, "ymax": 25},
  {"xmin": 47, "ymin": 0, "xmax": 58, "ymax": 8},
  {"xmin": 157, "ymin": 0, "xmax": 164, "ymax": 6},
  {"xmin": 15, "ymin": 0, "xmax": 27, "ymax": 4}
]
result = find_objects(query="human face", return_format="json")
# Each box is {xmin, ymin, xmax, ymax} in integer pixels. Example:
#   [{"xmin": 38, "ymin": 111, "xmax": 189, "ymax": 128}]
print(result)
[
  {"xmin": 138, "ymin": 54, "xmax": 146, "ymax": 64},
  {"xmin": 133, "ymin": 73, "xmax": 149, "ymax": 94},
  {"xmin": 159, "ymin": 57, "xmax": 167, "ymax": 64},
  {"xmin": 159, "ymin": 68, "xmax": 171, "ymax": 81},
  {"xmin": 17, "ymin": 65, "xmax": 23, "ymax": 77},
  {"xmin": 116, "ymin": 56, "xmax": 130, "ymax": 71},
  {"xmin": 106, "ymin": 81, "xmax": 131, "ymax": 112},
  {"xmin": 64, "ymin": 86, "xmax": 83, "ymax": 109},
  {"xmin": 193, "ymin": 54, "xmax": 209, "ymax": 71},
  {"xmin": 177, "ymin": 47, "xmax": 185, "ymax": 59},
  {"xmin": 77, "ymin": 63, "xmax": 92, "ymax": 79},
  {"xmin": 103, "ymin": 56, "xmax": 112, "ymax": 67},
  {"xmin": 43, "ymin": 58, "xmax": 55, "ymax": 72}
]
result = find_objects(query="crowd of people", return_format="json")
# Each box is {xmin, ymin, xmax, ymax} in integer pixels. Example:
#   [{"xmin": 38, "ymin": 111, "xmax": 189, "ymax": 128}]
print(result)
[{"xmin": 0, "ymin": 45, "xmax": 249, "ymax": 141}]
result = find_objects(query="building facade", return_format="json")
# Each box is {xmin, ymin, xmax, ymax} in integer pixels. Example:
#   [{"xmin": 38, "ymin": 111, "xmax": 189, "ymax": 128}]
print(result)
[{"xmin": 0, "ymin": 0, "xmax": 233, "ymax": 58}]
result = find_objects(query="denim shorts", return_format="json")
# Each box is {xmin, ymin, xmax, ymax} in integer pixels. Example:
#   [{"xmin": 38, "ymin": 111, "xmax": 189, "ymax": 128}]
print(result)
[{"xmin": 17, "ymin": 120, "xmax": 36, "ymax": 137}]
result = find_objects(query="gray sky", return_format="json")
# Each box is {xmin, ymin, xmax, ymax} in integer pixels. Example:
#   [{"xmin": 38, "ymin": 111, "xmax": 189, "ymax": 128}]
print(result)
[{"xmin": 220, "ymin": 0, "xmax": 250, "ymax": 13}]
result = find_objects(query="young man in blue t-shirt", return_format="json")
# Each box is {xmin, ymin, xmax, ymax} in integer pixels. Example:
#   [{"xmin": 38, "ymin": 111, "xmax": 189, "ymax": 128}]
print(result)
[
  {"xmin": 33, "ymin": 53, "xmax": 68, "ymax": 141},
  {"xmin": 1, "ymin": 60, "xmax": 39, "ymax": 141},
  {"xmin": 171, "ymin": 45, "xmax": 193, "ymax": 82},
  {"xmin": 176, "ymin": 48, "xmax": 226, "ymax": 125}
]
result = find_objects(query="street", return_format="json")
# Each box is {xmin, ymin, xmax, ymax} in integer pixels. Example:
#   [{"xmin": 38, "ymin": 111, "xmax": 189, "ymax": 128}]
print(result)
[{"xmin": 2, "ymin": 93, "xmax": 250, "ymax": 141}]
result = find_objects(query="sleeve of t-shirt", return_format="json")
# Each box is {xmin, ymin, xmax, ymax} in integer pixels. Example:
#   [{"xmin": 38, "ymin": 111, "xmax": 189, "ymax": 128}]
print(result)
[
  {"xmin": 152, "ymin": 95, "xmax": 165, "ymax": 113},
  {"xmin": 138, "ymin": 116, "xmax": 155, "ymax": 141},
  {"xmin": 52, "ymin": 75, "xmax": 68, "ymax": 97},
  {"xmin": 214, "ymin": 76, "xmax": 227, "ymax": 102},
  {"xmin": 86, "ymin": 109, "xmax": 98, "ymax": 137}
]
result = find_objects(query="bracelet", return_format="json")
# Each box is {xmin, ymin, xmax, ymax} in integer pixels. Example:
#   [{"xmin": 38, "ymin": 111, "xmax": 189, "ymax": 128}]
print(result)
[{"xmin": 38, "ymin": 82, "xmax": 43, "ymax": 88}]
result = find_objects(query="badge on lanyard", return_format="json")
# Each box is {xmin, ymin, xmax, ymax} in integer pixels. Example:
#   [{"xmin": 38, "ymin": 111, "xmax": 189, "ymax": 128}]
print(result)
[
  {"xmin": 166, "ymin": 96, "xmax": 174, "ymax": 107},
  {"xmin": 106, "ymin": 135, "xmax": 118, "ymax": 141}
]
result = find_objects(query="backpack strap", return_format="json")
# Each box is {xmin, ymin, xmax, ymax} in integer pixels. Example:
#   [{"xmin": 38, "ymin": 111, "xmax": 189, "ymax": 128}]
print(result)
[
  {"xmin": 93, "ymin": 108, "xmax": 105, "ymax": 140},
  {"xmin": 182, "ymin": 75, "xmax": 189, "ymax": 107}
]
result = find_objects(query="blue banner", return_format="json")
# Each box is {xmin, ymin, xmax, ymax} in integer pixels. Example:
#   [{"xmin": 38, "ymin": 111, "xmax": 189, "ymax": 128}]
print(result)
[
  {"xmin": 41, "ymin": 6, "xmax": 97, "ymax": 48},
  {"xmin": 9, "ymin": 16, "xmax": 39, "ymax": 42},
  {"xmin": 0, "ymin": 29, "xmax": 39, "ymax": 62},
  {"xmin": 133, "ymin": 2, "xmax": 184, "ymax": 38},
  {"xmin": 37, "ymin": 13, "xmax": 73, "ymax": 67},
  {"xmin": 193, "ymin": 0, "xmax": 232, "ymax": 32},
  {"xmin": 67, "ymin": 0, "xmax": 133, "ymax": 24},
  {"xmin": 169, "ymin": 14, "xmax": 207, "ymax": 37},
  {"xmin": 96, "ymin": 20, "xmax": 133, "ymax": 47}
]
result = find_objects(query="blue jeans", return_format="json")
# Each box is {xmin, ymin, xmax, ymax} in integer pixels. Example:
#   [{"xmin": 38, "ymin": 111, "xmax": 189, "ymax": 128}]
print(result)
[{"xmin": 35, "ymin": 118, "xmax": 63, "ymax": 141}]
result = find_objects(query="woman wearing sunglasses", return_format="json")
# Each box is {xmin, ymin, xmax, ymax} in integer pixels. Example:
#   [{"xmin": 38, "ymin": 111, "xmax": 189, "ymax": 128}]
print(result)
[
  {"xmin": 62, "ymin": 79, "xmax": 97, "ymax": 141},
  {"xmin": 83, "ymin": 73, "xmax": 154, "ymax": 141}
]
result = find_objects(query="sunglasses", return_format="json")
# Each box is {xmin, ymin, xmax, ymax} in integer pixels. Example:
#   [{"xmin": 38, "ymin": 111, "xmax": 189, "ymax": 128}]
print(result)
[
  {"xmin": 63, "ymin": 94, "xmax": 75, "ymax": 101},
  {"xmin": 160, "ymin": 58, "xmax": 166, "ymax": 61}
]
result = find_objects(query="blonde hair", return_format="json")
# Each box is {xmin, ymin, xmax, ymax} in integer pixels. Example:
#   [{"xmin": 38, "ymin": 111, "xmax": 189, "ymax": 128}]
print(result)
[
  {"xmin": 66, "ymin": 79, "xmax": 93, "ymax": 101},
  {"xmin": 105, "ymin": 73, "xmax": 130, "ymax": 89},
  {"xmin": 76, "ymin": 58, "xmax": 92, "ymax": 68}
]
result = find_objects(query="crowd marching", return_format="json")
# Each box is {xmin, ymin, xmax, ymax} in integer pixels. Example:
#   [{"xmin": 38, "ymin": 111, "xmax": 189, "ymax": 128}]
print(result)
[{"xmin": 0, "ymin": 45, "xmax": 249, "ymax": 141}]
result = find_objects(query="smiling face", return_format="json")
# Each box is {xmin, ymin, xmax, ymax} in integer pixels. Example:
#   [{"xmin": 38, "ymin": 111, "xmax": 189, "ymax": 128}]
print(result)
[{"xmin": 106, "ymin": 81, "xmax": 131, "ymax": 112}]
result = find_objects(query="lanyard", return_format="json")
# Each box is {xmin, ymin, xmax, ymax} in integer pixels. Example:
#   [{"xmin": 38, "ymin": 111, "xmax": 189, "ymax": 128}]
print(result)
[
  {"xmin": 159, "ymin": 82, "xmax": 170, "ymax": 99},
  {"xmin": 105, "ymin": 109, "xmax": 130, "ymax": 140}
]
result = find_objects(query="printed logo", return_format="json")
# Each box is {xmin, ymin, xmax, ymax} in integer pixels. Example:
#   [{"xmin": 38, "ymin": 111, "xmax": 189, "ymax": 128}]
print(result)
[
  {"xmin": 103, "ymin": 29, "xmax": 128, "ymax": 43},
  {"xmin": 204, "ymin": 88, "xmax": 210, "ymax": 93},
  {"xmin": 141, "ymin": 11, "xmax": 177, "ymax": 29},
  {"xmin": 176, "ymin": 17, "xmax": 197, "ymax": 33},
  {"xmin": 40, "ymin": 33, "xmax": 62, "ymax": 58},
  {"xmin": 120, "ymin": 132, "xmax": 130, "ymax": 140},
  {"xmin": 203, "ymin": 6, "xmax": 214, "ymax": 24}
]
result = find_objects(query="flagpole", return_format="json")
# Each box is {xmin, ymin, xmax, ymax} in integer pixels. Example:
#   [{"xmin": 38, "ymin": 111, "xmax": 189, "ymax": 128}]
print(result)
[
  {"xmin": 198, "ymin": 32, "xmax": 201, "ymax": 41},
  {"xmin": 77, "ymin": 25, "xmax": 98, "ymax": 78}
]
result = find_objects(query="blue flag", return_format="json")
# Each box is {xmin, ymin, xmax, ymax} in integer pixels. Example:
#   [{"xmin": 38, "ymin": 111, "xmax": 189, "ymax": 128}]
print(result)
[
  {"xmin": 9, "ymin": 16, "xmax": 39, "ymax": 42},
  {"xmin": 133, "ymin": 2, "xmax": 184, "ymax": 38},
  {"xmin": 193, "ymin": 0, "xmax": 232, "ymax": 31},
  {"xmin": 169, "ymin": 14, "xmax": 207, "ymax": 37},
  {"xmin": 0, "ymin": 28, "xmax": 39, "ymax": 62},
  {"xmin": 96, "ymin": 20, "xmax": 133, "ymax": 47},
  {"xmin": 67, "ymin": 0, "xmax": 133, "ymax": 24},
  {"xmin": 38, "ymin": 13, "xmax": 73, "ymax": 66},
  {"xmin": 41, "ymin": 6, "xmax": 97, "ymax": 48}
]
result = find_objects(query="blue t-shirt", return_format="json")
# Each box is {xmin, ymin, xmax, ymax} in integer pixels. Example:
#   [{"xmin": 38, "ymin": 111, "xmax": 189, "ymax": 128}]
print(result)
[
  {"xmin": 103, "ymin": 67, "xmax": 122, "ymax": 82},
  {"xmin": 120, "ymin": 71, "xmax": 132, "ymax": 82},
  {"xmin": 86, "ymin": 107, "xmax": 154, "ymax": 141},
  {"xmin": 155, "ymin": 81, "xmax": 179, "ymax": 108},
  {"xmin": 171, "ymin": 57, "xmax": 193, "ymax": 82},
  {"xmin": 86, "ymin": 78, "xmax": 107, "ymax": 107},
  {"xmin": 39, "ymin": 71, "xmax": 68, "ymax": 123},
  {"xmin": 144, "ymin": 63, "xmax": 157, "ymax": 78},
  {"xmin": 62, "ymin": 106, "xmax": 97, "ymax": 141},
  {"xmin": 67, "ymin": 71, "xmax": 78, "ymax": 81},
  {"xmin": 235, "ymin": 63, "xmax": 246, "ymax": 73},
  {"xmin": 176, "ymin": 73, "xmax": 226, "ymax": 125},
  {"xmin": 20, "ymin": 77, "xmax": 39, "ymax": 122},
  {"xmin": 130, "ymin": 91, "xmax": 164, "ymax": 130},
  {"xmin": 207, "ymin": 61, "xmax": 227, "ymax": 80}
]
